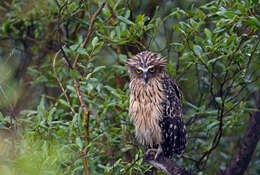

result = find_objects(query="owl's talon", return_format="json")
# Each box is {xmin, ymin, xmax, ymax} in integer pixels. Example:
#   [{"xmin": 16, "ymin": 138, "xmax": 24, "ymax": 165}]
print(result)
[
  {"xmin": 146, "ymin": 148, "xmax": 156, "ymax": 153},
  {"xmin": 154, "ymin": 145, "xmax": 163, "ymax": 160}
]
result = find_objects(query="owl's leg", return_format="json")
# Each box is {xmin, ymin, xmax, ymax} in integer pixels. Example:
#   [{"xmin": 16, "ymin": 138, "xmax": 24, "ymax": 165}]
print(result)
[
  {"xmin": 145, "ymin": 145, "xmax": 163, "ymax": 160},
  {"xmin": 155, "ymin": 144, "xmax": 163, "ymax": 160}
]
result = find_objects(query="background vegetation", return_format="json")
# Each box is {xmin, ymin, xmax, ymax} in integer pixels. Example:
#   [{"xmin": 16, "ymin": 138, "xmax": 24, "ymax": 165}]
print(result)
[{"xmin": 0, "ymin": 0, "xmax": 259, "ymax": 174}]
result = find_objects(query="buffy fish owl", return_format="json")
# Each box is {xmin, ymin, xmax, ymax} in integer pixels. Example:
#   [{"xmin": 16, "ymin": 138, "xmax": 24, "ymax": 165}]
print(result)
[{"xmin": 126, "ymin": 51, "xmax": 187, "ymax": 158}]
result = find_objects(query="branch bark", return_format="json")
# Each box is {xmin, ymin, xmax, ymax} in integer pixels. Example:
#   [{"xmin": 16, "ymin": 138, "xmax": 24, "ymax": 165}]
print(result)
[
  {"xmin": 52, "ymin": 50, "xmax": 76, "ymax": 115},
  {"xmin": 71, "ymin": 1, "xmax": 106, "ymax": 175},
  {"xmin": 218, "ymin": 89, "xmax": 260, "ymax": 175},
  {"xmin": 72, "ymin": 0, "xmax": 106, "ymax": 69},
  {"xmin": 53, "ymin": 1, "xmax": 106, "ymax": 175},
  {"xmin": 144, "ymin": 149, "xmax": 197, "ymax": 175}
]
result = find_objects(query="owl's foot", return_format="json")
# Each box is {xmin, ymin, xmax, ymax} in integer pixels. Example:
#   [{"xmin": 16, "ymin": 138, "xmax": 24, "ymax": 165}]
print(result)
[
  {"xmin": 155, "ymin": 144, "xmax": 163, "ymax": 160},
  {"xmin": 146, "ymin": 145, "xmax": 163, "ymax": 160}
]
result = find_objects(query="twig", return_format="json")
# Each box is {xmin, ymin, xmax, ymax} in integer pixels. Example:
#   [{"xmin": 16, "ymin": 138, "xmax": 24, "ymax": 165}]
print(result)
[
  {"xmin": 73, "ymin": 78, "xmax": 90, "ymax": 175},
  {"xmin": 122, "ymin": 150, "xmax": 142, "ymax": 173},
  {"xmin": 72, "ymin": 0, "xmax": 106, "ymax": 69},
  {"xmin": 196, "ymin": 86, "xmax": 225, "ymax": 170},
  {"xmin": 60, "ymin": 46, "xmax": 73, "ymax": 69},
  {"xmin": 185, "ymin": 114, "xmax": 201, "ymax": 126},
  {"xmin": 71, "ymin": 1, "xmax": 106, "ymax": 175},
  {"xmin": 52, "ymin": 50, "xmax": 76, "ymax": 115}
]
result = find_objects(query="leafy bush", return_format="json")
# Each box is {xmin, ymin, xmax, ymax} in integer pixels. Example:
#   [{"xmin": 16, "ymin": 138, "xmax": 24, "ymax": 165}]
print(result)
[{"xmin": 0, "ymin": 0, "xmax": 259, "ymax": 174}]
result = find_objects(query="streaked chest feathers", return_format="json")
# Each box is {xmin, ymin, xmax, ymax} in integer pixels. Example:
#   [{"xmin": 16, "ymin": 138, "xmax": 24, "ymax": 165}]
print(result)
[{"xmin": 129, "ymin": 78, "xmax": 165, "ymax": 147}]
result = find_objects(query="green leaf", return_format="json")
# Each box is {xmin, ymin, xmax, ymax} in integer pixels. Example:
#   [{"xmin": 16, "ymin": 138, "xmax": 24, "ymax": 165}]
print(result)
[
  {"xmin": 93, "ymin": 41, "xmax": 104, "ymax": 55},
  {"xmin": 125, "ymin": 10, "xmax": 131, "ymax": 18},
  {"xmin": 112, "ymin": 65, "xmax": 127, "ymax": 74},
  {"xmin": 76, "ymin": 137, "xmax": 83, "ymax": 149},
  {"xmin": 121, "ymin": 144, "xmax": 134, "ymax": 152},
  {"xmin": 70, "ymin": 69, "xmax": 80, "ymax": 78},
  {"xmin": 205, "ymin": 110, "xmax": 218, "ymax": 116},
  {"xmin": 92, "ymin": 36, "xmax": 99, "ymax": 47},
  {"xmin": 215, "ymin": 97, "xmax": 222, "ymax": 104},
  {"xmin": 119, "ymin": 54, "xmax": 127, "ymax": 63},
  {"xmin": 207, "ymin": 120, "xmax": 219, "ymax": 130},
  {"xmin": 207, "ymin": 55, "xmax": 225, "ymax": 65},
  {"xmin": 118, "ymin": 16, "xmax": 134, "ymax": 25},
  {"xmin": 20, "ymin": 110, "xmax": 38, "ymax": 116},
  {"xmin": 76, "ymin": 47, "xmax": 88, "ymax": 55},
  {"xmin": 92, "ymin": 66, "xmax": 106, "ymax": 74},
  {"xmin": 67, "ymin": 85, "xmax": 76, "ymax": 93},
  {"xmin": 0, "ymin": 112, "xmax": 5, "ymax": 122},
  {"xmin": 244, "ymin": 108, "xmax": 260, "ymax": 112},
  {"xmin": 86, "ymin": 66, "xmax": 106, "ymax": 79},
  {"xmin": 204, "ymin": 28, "xmax": 212, "ymax": 40},
  {"xmin": 110, "ymin": 30, "xmax": 115, "ymax": 38},
  {"xmin": 47, "ymin": 107, "xmax": 56, "ymax": 126},
  {"xmin": 58, "ymin": 99, "xmax": 70, "ymax": 108},
  {"xmin": 185, "ymin": 101, "xmax": 199, "ymax": 110},
  {"xmin": 70, "ymin": 43, "xmax": 80, "ymax": 51},
  {"xmin": 104, "ymin": 86, "xmax": 120, "ymax": 98},
  {"xmin": 245, "ymin": 16, "xmax": 260, "ymax": 29},
  {"xmin": 168, "ymin": 8, "xmax": 179, "ymax": 17},
  {"xmin": 193, "ymin": 45, "xmax": 203, "ymax": 57},
  {"xmin": 1, "ymin": 21, "xmax": 10, "ymax": 33},
  {"xmin": 216, "ymin": 11, "xmax": 237, "ymax": 18}
]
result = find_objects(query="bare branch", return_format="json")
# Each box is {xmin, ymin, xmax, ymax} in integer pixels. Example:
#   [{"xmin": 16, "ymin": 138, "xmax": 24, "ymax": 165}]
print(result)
[
  {"xmin": 144, "ymin": 149, "xmax": 197, "ymax": 175},
  {"xmin": 52, "ymin": 50, "xmax": 76, "ymax": 115},
  {"xmin": 218, "ymin": 89, "xmax": 260, "ymax": 175},
  {"xmin": 71, "ymin": 1, "xmax": 106, "ymax": 175},
  {"xmin": 73, "ymin": 78, "xmax": 90, "ymax": 175}
]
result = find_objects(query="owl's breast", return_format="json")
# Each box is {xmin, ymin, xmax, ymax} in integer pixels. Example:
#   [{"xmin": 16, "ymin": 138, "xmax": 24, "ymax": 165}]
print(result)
[{"xmin": 129, "ymin": 79, "xmax": 165, "ymax": 147}]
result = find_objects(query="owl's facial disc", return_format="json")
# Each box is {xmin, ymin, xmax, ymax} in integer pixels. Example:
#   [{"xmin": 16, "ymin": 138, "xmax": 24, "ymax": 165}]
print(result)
[{"xmin": 137, "ymin": 66, "xmax": 155, "ymax": 83}]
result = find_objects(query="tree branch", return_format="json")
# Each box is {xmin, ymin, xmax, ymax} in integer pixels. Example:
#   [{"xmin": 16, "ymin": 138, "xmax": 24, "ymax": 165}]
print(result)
[
  {"xmin": 144, "ymin": 149, "xmax": 197, "ymax": 175},
  {"xmin": 71, "ymin": 2, "xmax": 106, "ymax": 175},
  {"xmin": 72, "ymin": 0, "xmax": 106, "ymax": 69},
  {"xmin": 218, "ymin": 89, "xmax": 260, "ymax": 175},
  {"xmin": 52, "ymin": 50, "xmax": 76, "ymax": 115}
]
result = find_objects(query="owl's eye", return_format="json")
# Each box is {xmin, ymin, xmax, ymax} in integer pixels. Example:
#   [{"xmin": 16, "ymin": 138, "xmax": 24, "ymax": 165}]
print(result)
[
  {"xmin": 149, "ymin": 67, "xmax": 155, "ymax": 73},
  {"xmin": 136, "ymin": 69, "xmax": 143, "ymax": 74}
]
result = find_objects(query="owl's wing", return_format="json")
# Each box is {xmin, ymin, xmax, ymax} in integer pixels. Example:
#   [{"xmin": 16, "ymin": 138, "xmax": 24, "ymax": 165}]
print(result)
[{"xmin": 159, "ymin": 74, "xmax": 187, "ymax": 157}]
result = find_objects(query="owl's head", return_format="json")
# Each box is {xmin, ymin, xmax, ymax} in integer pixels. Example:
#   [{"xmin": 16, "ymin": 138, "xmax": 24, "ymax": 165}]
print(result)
[{"xmin": 125, "ymin": 51, "xmax": 167, "ymax": 83}]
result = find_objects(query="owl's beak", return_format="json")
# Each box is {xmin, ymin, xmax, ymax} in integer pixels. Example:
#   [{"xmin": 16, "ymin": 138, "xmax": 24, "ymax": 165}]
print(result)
[{"xmin": 143, "ymin": 73, "xmax": 148, "ymax": 83}]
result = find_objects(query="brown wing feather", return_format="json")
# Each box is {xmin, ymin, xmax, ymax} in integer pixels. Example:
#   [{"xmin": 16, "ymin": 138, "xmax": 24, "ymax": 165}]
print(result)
[{"xmin": 159, "ymin": 73, "xmax": 187, "ymax": 158}]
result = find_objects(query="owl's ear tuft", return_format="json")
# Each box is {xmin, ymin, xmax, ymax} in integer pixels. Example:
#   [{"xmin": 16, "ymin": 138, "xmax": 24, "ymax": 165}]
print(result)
[
  {"xmin": 152, "ymin": 56, "xmax": 168, "ymax": 68},
  {"xmin": 125, "ymin": 60, "xmax": 131, "ymax": 67},
  {"xmin": 125, "ymin": 57, "xmax": 138, "ymax": 68}
]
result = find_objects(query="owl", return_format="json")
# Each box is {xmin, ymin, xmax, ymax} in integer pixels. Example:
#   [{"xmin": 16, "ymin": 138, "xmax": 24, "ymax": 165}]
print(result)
[{"xmin": 125, "ymin": 51, "xmax": 187, "ymax": 159}]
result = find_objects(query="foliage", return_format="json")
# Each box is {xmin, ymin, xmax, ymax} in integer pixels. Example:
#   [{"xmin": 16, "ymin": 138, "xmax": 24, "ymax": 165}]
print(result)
[{"xmin": 0, "ymin": 0, "xmax": 259, "ymax": 175}]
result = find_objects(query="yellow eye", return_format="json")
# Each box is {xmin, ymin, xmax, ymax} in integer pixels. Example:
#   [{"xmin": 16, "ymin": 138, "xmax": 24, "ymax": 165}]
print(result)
[
  {"xmin": 149, "ymin": 67, "xmax": 155, "ymax": 73},
  {"xmin": 136, "ymin": 69, "xmax": 143, "ymax": 74}
]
